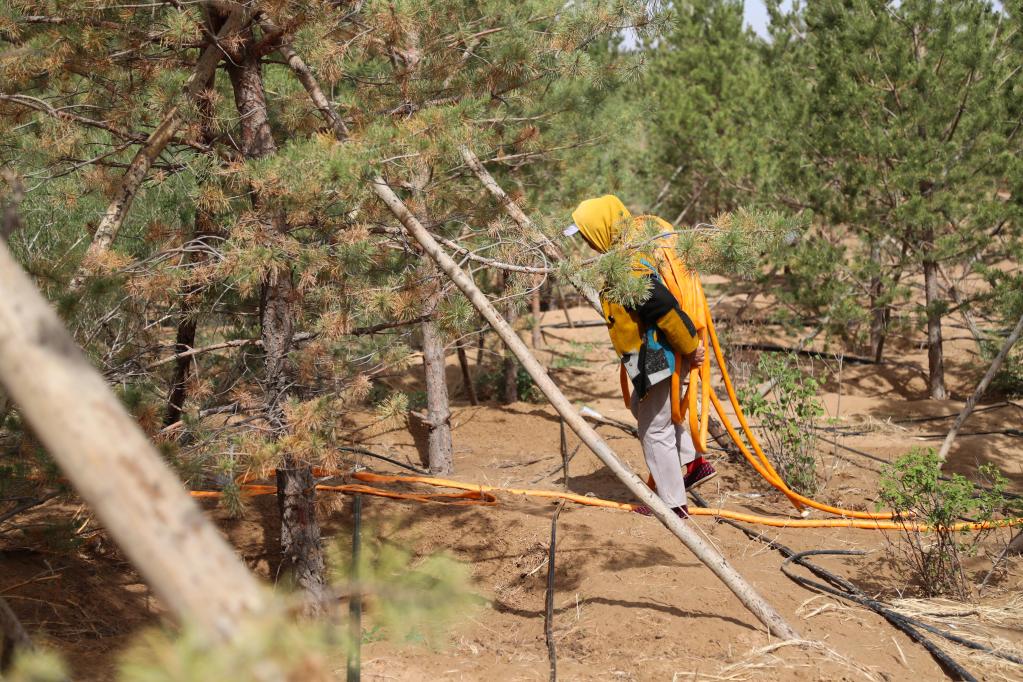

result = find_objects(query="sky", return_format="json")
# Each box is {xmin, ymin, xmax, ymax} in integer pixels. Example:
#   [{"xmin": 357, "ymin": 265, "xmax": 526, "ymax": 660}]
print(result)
[
  {"xmin": 742, "ymin": 0, "xmax": 1004, "ymax": 39},
  {"xmin": 742, "ymin": 0, "xmax": 789, "ymax": 40}
]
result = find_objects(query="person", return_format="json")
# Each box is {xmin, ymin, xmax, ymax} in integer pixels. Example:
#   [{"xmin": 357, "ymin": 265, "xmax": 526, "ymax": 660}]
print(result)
[{"xmin": 564, "ymin": 195, "xmax": 716, "ymax": 518}]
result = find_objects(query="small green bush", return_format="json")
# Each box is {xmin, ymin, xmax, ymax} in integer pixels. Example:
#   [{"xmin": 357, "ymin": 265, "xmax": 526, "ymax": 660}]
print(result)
[
  {"xmin": 878, "ymin": 448, "xmax": 1015, "ymax": 599},
  {"xmin": 476, "ymin": 363, "xmax": 544, "ymax": 403},
  {"xmin": 738, "ymin": 353, "xmax": 824, "ymax": 496}
]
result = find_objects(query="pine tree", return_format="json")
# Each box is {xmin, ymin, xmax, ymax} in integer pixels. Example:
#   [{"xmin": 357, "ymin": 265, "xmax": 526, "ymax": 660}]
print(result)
[
  {"xmin": 1, "ymin": 0, "xmax": 661, "ymax": 607},
  {"xmin": 640, "ymin": 0, "xmax": 776, "ymax": 222},
  {"xmin": 767, "ymin": 0, "xmax": 1022, "ymax": 397}
]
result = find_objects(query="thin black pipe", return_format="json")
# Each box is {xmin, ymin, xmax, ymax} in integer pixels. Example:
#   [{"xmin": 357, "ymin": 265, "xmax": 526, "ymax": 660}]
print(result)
[{"xmin": 347, "ymin": 493, "xmax": 363, "ymax": 682}]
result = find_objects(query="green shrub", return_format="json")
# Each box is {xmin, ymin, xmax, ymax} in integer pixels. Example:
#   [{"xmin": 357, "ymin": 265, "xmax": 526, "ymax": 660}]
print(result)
[
  {"xmin": 6, "ymin": 538, "xmax": 479, "ymax": 681},
  {"xmin": 738, "ymin": 353, "xmax": 824, "ymax": 496},
  {"xmin": 878, "ymin": 448, "xmax": 1015, "ymax": 599},
  {"xmin": 476, "ymin": 363, "xmax": 544, "ymax": 403}
]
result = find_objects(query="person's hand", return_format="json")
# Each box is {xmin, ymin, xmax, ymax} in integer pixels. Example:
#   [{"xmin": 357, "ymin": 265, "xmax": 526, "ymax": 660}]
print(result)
[{"xmin": 688, "ymin": 343, "xmax": 705, "ymax": 367}]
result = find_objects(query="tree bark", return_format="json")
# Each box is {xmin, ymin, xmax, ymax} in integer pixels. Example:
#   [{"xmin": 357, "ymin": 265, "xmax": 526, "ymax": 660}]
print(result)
[
  {"xmin": 531, "ymin": 286, "xmax": 543, "ymax": 349},
  {"xmin": 868, "ymin": 240, "xmax": 888, "ymax": 363},
  {"xmin": 408, "ymin": 161, "xmax": 455, "ymax": 474},
  {"xmin": 421, "ymin": 313, "xmax": 454, "ymax": 474},
  {"xmin": 278, "ymin": 42, "xmax": 349, "ymax": 140},
  {"xmin": 164, "ymin": 315, "xmax": 197, "ymax": 427},
  {"xmin": 164, "ymin": 78, "xmax": 219, "ymax": 427},
  {"xmin": 226, "ymin": 17, "xmax": 327, "ymax": 609},
  {"xmin": 277, "ymin": 466, "xmax": 329, "ymax": 612},
  {"xmin": 502, "ymin": 273, "xmax": 519, "ymax": 404},
  {"xmin": 372, "ymin": 178, "xmax": 801, "ymax": 641},
  {"xmin": 0, "ymin": 241, "xmax": 265, "ymax": 639},
  {"xmin": 938, "ymin": 310, "xmax": 1023, "ymax": 461},
  {"xmin": 458, "ymin": 145, "xmax": 601, "ymax": 313},
  {"xmin": 923, "ymin": 232, "xmax": 947, "ymax": 399},
  {"xmin": 67, "ymin": 9, "xmax": 247, "ymax": 291}
]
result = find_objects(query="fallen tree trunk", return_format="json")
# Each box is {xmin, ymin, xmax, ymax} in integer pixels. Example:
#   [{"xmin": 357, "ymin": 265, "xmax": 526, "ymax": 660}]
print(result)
[
  {"xmin": 0, "ymin": 241, "xmax": 265, "ymax": 640},
  {"xmin": 372, "ymin": 177, "xmax": 800, "ymax": 640}
]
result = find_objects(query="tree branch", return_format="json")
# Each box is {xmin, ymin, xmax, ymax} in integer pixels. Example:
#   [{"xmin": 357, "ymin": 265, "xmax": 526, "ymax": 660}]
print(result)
[
  {"xmin": 67, "ymin": 9, "xmax": 248, "ymax": 292},
  {"xmin": 938, "ymin": 310, "xmax": 1023, "ymax": 462},
  {"xmin": 458, "ymin": 145, "xmax": 602, "ymax": 313}
]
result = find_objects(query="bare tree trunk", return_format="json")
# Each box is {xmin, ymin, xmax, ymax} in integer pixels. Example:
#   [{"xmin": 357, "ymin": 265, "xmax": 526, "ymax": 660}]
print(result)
[
  {"xmin": 531, "ymin": 285, "xmax": 543, "ymax": 349},
  {"xmin": 502, "ymin": 273, "xmax": 519, "ymax": 404},
  {"xmin": 373, "ymin": 178, "xmax": 801, "ymax": 641},
  {"xmin": 938, "ymin": 310, "xmax": 1023, "ymax": 461},
  {"xmin": 164, "ymin": 315, "xmax": 197, "ymax": 426},
  {"xmin": 226, "ymin": 17, "xmax": 326, "ymax": 611},
  {"xmin": 278, "ymin": 42, "xmax": 349, "ymax": 140},
  {"xmin": 0, "ymin": 241, "xmax": 265, "ymax": 639},
  {"xmin": 868, "ymin": 240, "xmax": 888, "ymax": 363},
  {"xmin": 277, "ymin": 466, "xmax": 329, "ymax": 606},
  {"xmin": 68, "ymin": 10, "xmax": 247, "ymax": 291},
  {"xmin": 164, "ymin": 79, "xmax": 218, "ymax": 427},
  {"xmin": 421, "ymin": 312, "xmax": 454, "ymax": 474},
  {"xmin": 408, "ymin": 160, "xmax": 455, "ymax": 473},
  {"xmin": 458, "ymin": 146, "xmax": 601, "ymax": 313},
  {"xmin": 923, "ymin": 234, "xmax": 947, "ymax": 399},
  {"xmin": 457, "ymin": 341, "xmax": 478, "ymax": 405}
]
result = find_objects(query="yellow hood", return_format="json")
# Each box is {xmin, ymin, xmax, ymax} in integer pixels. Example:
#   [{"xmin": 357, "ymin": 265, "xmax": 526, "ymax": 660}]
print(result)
[{"xmin": 571, "ymin": 195, "xmax": 633, "ymax": 253}]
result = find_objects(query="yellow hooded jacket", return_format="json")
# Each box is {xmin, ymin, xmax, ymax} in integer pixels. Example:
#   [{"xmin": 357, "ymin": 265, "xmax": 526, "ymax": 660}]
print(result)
[{"xmin": 571, "ymin": 195, "xmax": 700, "ymax": 401}]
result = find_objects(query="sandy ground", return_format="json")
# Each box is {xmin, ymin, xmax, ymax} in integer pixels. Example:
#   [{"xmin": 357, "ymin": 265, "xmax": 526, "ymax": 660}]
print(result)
[{"xmin": 3, "ymin": 294, "xmax": 1022, "ymax": 681}]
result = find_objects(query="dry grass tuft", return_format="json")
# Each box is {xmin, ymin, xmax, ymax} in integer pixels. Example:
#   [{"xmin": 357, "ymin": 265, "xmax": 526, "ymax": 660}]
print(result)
[
  {"xmin": 672, "ymin": 639, "xmax": 883, "ymax": 682},
  {"xmin": 888, "ymin": 594, "xmax": 1023, "ymax": 677}
]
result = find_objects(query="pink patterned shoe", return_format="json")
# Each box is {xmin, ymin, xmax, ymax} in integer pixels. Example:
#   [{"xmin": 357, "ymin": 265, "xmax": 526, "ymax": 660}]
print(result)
[
  {"xmin": 631, "ymin": 504, "xmax": 689, "ymax": 518},
  {"xmin": 684, "ymin": 458, "xmax": 717, "ymax": 489}
]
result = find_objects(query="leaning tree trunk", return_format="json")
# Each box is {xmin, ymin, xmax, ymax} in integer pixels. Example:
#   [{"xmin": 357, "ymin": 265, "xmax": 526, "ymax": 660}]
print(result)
[
  {"xmin": 67, "ymin": 10, "xmax": 247, "ymax": 291},
  {"xmin": 372, "ymin": 178, "xmax": 801, "ymax": 641},
  {"xmin": 225, "ymin": 15, "xmax": 327, "ymax": 611},
  {"xmin": 938, "ymin": 310, "xmax": 1023, "ymax": 461},
  {"xmin": 922, "ymin": 231, "xmax": 947, "ymax": 399},
  {"xmin": 0, "ymin": 240, "xmax": 265, "ymax": 640}
]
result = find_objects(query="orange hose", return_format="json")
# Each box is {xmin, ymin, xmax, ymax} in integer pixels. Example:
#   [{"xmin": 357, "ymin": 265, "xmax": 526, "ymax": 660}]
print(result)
[
  {"xmin": 702, "ymin": 295, "xmax": 896, "ymax": 520},
  {"xmin": 353, "ymin": 472, "xmax": 1023, "ymax": 531},
  {"xmin": 706, "ymin": 309, "xmax": 786, "ymax": 485},
  {"xmin": 188, "ymin": 471, "xmax": 1021, "ymax": 532}
]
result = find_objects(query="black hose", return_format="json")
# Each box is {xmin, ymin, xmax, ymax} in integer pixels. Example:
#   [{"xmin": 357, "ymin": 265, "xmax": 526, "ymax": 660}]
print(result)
[
  {"xmin": 346, "ymin": 493, "xmax": 363, "ymax": 682},
  {"xmin": 686, "ymin": 490, "xmax": 1022, "ymax": 680},
  {"xmin": 338, "ymin": 446, "xmax": 431, "ymax": 475},
  {"xmin": 778, "ymin": 550, "xmax": 977, "ymax": 682},
  {"xmin": 545, "ymin": 500, "xmax": 565, "ymax": 682}
]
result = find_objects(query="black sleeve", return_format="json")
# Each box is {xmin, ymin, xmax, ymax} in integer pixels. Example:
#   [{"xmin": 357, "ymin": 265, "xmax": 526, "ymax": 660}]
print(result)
[
  {"xmin": 626, "ymin": 275, "xmax": 699, "ymax": 354},
  {"xmin": 626, "ymin": 276, "xmax": 687, "ymax": 328}
]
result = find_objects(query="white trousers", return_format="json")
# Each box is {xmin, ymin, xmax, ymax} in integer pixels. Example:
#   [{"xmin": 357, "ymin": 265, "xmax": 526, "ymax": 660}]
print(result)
[{"xmin": 630, "ymin": 379, "xmax": 696, "ymax": 508}]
